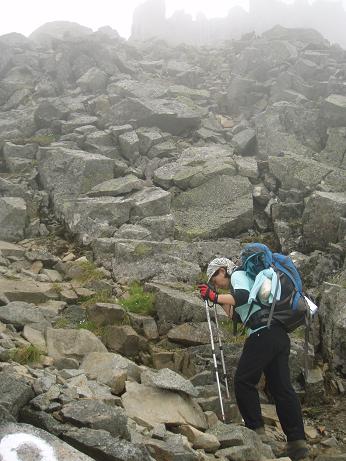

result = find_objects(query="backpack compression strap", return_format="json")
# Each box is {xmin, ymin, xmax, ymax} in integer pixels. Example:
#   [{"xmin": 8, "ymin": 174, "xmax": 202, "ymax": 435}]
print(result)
[{"xmin": 266, "ymin": 272, "xmax": 282, "ymax": 329}]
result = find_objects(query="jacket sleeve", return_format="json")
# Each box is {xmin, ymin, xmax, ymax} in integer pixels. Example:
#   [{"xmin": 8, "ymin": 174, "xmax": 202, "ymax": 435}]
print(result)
[{"xmin": 231, "ymin": 287, "xmax": 249, "ymax": 307}]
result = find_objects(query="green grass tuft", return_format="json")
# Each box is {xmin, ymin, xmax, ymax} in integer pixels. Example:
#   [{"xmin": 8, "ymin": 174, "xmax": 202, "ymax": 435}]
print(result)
[
  {"xmin": 10, "ymin": 344, "xmax": 42, "ymax": 364},
  {"xmin": 53, "ymin": 317, "xmax": 70, "ymax": 328},
  {"xmin": 120, "ymin": 282, "xmax": 155, "ymax": 315},
  {"xmin": 327, "ymin": 272, "xmax": 346, "ymax": 289},
  {"xmin": 51, "ymin": 282, "xmax": 63, "ymax": 294},
  {"xmin": 78, "ymin": 320, "xmax": 105, "ymax": 336},
  {"xmin": 79, "ymin": 289, "xmax": 114, "ymax": 310},
  {"xmin": 75, "ymin": 260, "xmax": 104, "ymax": 284},
  {"xmin": 220, "ymin": 320, "xmax": 247, "ymax": 344}
]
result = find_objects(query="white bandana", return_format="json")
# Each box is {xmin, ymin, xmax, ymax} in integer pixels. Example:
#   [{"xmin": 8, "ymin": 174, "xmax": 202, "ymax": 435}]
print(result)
[{"xmin": 207, "ymin": 257, "xmax": 236, "ymax": 283}]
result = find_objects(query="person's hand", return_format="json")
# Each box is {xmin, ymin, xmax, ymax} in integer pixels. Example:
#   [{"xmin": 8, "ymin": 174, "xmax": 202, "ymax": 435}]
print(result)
[{"xmin": 198, "ymin": 284, "xmax": 218, "ymax": 303}]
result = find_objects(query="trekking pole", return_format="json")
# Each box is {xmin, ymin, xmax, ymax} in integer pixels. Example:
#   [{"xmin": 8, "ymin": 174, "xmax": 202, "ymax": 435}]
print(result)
[
  {"xmin": 212, "ymin": 304, "xmax": 230, "ymax": 399},
  {"xmin": 204, "ymin": 299, "xmax": 226, "ymax": 422}
]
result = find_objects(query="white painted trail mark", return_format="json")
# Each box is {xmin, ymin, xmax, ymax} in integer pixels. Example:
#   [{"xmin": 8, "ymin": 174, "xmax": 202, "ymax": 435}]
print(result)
[{"xmin": 0, "ymin": 432, "xmax": 58, "ymax": 461}]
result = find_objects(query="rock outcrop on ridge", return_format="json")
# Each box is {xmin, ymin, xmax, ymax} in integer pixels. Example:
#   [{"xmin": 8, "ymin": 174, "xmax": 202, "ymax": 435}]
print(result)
[
  {"xmin": 0, "ymin": 20, "xmax": 345, "ymax": 461},
  {"xmin": 131, "ymin": 0, "xmax": 346, "ymax": 49}
]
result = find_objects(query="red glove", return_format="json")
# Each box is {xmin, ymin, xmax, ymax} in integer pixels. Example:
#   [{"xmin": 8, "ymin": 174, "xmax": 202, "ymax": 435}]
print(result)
[{"xmin": 199, "ymin": 284, "xmax": 218, "ymax": 303}]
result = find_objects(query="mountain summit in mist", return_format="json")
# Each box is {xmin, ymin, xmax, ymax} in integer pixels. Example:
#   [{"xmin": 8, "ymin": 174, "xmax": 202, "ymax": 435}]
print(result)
[{"xmin": 131, "ymin": 0, "xmax": 346, "ymax": 48}]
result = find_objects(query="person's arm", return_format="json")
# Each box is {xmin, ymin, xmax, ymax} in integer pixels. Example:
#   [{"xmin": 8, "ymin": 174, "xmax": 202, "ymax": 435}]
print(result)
[
  {"xmin": 217, "ymin": 293, "xmax": 236, "ymax": 306},
  {"xmin": 198, "ymin": 284, "xmax": 248, "ymax": 319},
  {"xmin": 198, "ymin": 286, "xmax": 246, "ymax": 308}
]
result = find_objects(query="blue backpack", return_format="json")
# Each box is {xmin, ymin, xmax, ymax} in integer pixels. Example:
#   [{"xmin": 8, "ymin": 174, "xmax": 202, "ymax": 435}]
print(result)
[{"xmin": 240, "ymin": 243, "xmax": 308, "ymax": 332}]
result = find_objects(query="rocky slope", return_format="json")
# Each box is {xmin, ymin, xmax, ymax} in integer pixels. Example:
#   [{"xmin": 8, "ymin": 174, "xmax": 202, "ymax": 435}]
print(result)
[{"xmin": 0, "ymin": 22, "xmax": 345, "ymax": 460}]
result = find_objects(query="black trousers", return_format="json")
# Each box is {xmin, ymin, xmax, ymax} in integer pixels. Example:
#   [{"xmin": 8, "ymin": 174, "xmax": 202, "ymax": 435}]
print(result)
[{"xmin": 234, "ymin": 325, "xmax": 305, "ymax": 442}]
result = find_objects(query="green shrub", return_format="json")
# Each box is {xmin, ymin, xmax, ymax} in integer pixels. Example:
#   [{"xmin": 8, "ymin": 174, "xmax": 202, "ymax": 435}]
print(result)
[
  {"xmin": 120, "ymin": 282, "xmax": 155, "ymax": 315},
  {"xmin": 11, "ymin": 345, "xmax": 42, "ymax": 364}
]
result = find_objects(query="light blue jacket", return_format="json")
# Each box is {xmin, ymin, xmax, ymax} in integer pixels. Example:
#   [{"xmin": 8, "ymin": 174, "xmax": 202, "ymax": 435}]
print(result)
[
  {"xmin": 231, "ymin": 270, "xmax": 264, "ymax": 334},
  {"xmin": 231, "ymin": 269, "xmax": 282, "ymax": 335}
]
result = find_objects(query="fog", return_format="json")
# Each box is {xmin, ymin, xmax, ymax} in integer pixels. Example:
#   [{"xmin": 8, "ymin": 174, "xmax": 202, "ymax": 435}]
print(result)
[
  {"xmin": 0, "ymin": 0, "xmax": 248, "ymax": 38},
  {"xmin": 132, "ymin": 0, "xmax": 346, "ymax": 47},
  {"xmin": 0, "ymin": 0, "xmax": 346, "ymax": 47}
]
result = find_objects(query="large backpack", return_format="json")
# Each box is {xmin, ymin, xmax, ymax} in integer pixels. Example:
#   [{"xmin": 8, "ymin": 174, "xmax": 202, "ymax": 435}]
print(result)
[{"xmin": 239, "ymin": 242, "xmax": 308, "ymax": 332}]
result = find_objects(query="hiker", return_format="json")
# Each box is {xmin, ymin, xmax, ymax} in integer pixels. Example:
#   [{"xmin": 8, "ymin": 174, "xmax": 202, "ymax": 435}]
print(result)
[{"xmin": 199, "ymin": 256, "xmax": 309, "ymax": 461}]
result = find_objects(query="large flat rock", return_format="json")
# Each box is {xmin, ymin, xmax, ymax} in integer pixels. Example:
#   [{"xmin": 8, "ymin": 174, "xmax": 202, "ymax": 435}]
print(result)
[
  {"xmin": 167, "ymin": 322, "xmax": 216, "ymax": 346},
  {"xmin": 141, "ymin": 368, "xmax": 198, "ymax": 397},
  {"xmin": 319, "ymin": 283, "xmax": 346, "ymax": 372},
  {"xmin": 109, "ymin": 96, "xmax": 206, "ymax": 135},
  {"xmin": 148, "ymin": 282, "xmax": 206, "ymax": 332},
  {"xmin": 63, "ymin": 427, "xmax": 152, "ymax": 461},
  {"xmin": 0, "ymin": 301, "xmax": 46, "ymax": 329},
  {"xmin": 46, "ymin": 328, "xmax": 107, "ymax": 360},
  {"xmin": 86, "ymin": 175, "xmax": 144, "ymax": 197},
  {"xmin": 122, "ymin": 381, "xmax": 207, "ymax": 430},
  {"xmin": 0, "ymin": 197, "xmax": 27, "ymax": 242},
  {"xmin": 93, "ymin": 237, "xmax": 241, "ymax": 269},
  {"xmin": 80, "ymin": 351, "xmax": 140, "ymax": 379},
  {"xmin": 110, "ymin": 239, "xmax": 202, "ymax": 283},
  {"xmin": 0, "ymin": 371, "xmax": 34, "ymax": 418},
  {"xmin": 0, "ymin": 107, "xmax": 36, "ymax": 139},
  {"xmin": 60, "ymin": 196, "xmax": 134, "ymax": 242},
  {"xmin": 60, "ymin": 186, "xmax": 170, "ymax": 242},
  {"xmin": 0, "ymin": 240, "xmax": 25, "ymax": 257},
  {"xmin": 172, "ymin": 175, "xmax": 253, "ymax": 239},
  {"xmin": 302, "ymin": 191, "xmax": 346, "ymax": 250},
  {"xmin": 0, "ymin": 278, "xmax": 57, "ymax": 303},
  {"xmin": 322, "ymin": 94, "xmax": 346, "ymax": 127},
  {"xmin": 255, "ymin": 101, "xmax": 322, "ymax": 157},
  {"xmin": 60, "ymin": 400, "xmax": 130, "ymax": 439},
  {"xmin": 37, "ymin": 146, "xmax": 115, "ymax": 204},
  {"xmin": 153, "ymin": 145, "xmax": 236, "ymax": 190},
  {"xmin": 268, "ymin": 151, "xmax": 333, "ymax": 191}
]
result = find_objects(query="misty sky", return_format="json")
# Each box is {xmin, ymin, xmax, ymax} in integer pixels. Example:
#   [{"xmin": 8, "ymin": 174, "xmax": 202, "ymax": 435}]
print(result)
[{"xmin": 0, "ymin": 0, "xmax": 345, "ymax": 39}]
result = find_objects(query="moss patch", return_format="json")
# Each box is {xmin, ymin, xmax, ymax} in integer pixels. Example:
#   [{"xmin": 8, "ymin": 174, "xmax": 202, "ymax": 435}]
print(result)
[
  {"xmin": 134, "ymin": 243, "xmax": 152, "ymax": 257},
  {"xmin": 53, "ymin": 317, "xmax": 70, "ymax": 329},
  {"xmin": 13, "ymin": 134, "xmax": 57, "ymax": 146}
]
